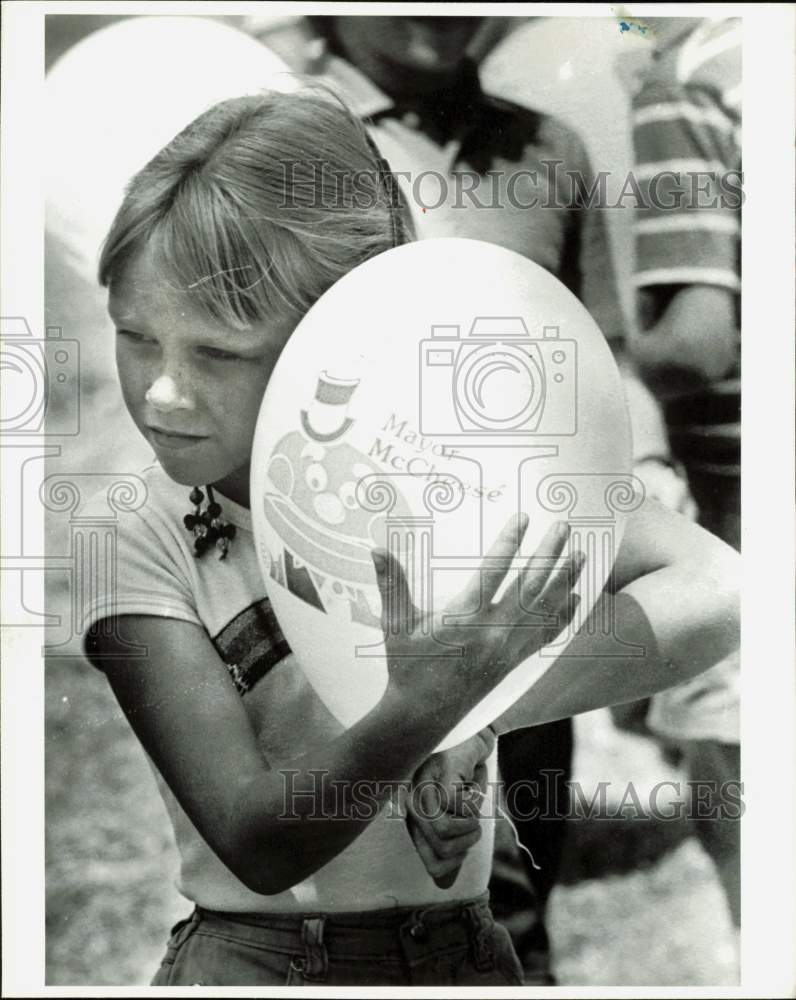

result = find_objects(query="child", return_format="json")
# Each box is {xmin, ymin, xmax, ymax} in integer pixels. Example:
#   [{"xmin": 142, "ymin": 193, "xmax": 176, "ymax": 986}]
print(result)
[{"xmin": 83, "ymin": 90, "xmax": 740, "ymax": 987}]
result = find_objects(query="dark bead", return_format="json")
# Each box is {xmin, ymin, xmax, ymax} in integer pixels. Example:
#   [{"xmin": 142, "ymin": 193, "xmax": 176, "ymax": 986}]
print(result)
[
  {"xmin": 223, "ymin": 523, "xmax": 237, "ymax": 540},
  {"xmin": 189, "ymin": 487, "xmax": 204, "ymax": 505},
  {"xmin": 207, "ymin": 502, "xmax": 221, "ymax": 519},
  {"xmin": 194, "ymin": 536, "xmax": 208, "ymax": 555},
  {"xmin": 183, "ymin": 513, "xmax": 197, "ymax": 530}
]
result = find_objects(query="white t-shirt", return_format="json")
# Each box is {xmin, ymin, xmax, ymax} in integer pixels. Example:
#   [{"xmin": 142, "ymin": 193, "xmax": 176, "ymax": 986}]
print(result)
[{"xmin": 82, "ymin": 462, "xmax": 496, "ymax": 913}]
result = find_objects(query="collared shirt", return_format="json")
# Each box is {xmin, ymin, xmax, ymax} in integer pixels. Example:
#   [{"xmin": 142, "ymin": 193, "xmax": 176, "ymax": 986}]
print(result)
[{"xmin": 259, "ymin": 27, "xmax": 626, "ymax": 345}]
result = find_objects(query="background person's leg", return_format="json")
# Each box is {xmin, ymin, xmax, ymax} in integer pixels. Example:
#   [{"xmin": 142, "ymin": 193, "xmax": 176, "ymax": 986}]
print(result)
[
  {"xmin": 667, "ymin": 444, "xmax": 741, "ymax": 929},
  {"xmin": 686, "ymin": 739, "xmax": 741, "ymax": 928},
  {"xmin": 490, "ymin": 719, "xmax": 573, "ymax": 983}
]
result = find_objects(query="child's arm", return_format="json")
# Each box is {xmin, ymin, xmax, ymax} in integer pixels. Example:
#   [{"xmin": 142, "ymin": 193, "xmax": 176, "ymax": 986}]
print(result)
[
  {"xmin": 86, "ymin": 516, "xmax": 580, "ymax": 896},
  {"xmin": 491, "ymin": 497, "xmax": 740, "ymax": 734}
]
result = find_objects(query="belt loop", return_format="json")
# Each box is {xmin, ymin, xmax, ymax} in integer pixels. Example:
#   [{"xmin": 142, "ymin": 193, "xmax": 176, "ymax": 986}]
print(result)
[
  {"xmin": 301, "ymin": 916, "xmax": 328, "ymax": 982},
  {"xmin": 464, "ymin": 901, "xmax": 495, "ymax": 972}
]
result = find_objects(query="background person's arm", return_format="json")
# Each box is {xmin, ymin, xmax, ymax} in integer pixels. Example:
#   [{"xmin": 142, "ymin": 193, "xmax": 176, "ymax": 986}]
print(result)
[{"xmin": 629, "ymin": 283, "xmax": 739, "ymax": 397}]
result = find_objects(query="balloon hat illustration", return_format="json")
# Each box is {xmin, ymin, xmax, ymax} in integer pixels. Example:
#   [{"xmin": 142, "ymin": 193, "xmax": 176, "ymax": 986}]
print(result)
[
  {"xmin": 300, "ymin": 372, "xmax": 359, "ymax": 443},
  {"xmin": 263, "ymin": 371, "xmax": 411, "ymax": 626}
]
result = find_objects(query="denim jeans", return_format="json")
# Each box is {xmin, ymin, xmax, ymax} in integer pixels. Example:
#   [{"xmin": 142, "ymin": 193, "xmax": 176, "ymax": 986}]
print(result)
[{"xmin": 150, "ymin": 893, "xmax": 525, "ymax": 986}]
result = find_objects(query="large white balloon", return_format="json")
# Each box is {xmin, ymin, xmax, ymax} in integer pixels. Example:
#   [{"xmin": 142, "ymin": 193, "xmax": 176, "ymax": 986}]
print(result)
[{"xmin": 251, "ymin": 238, "xmax": 640, "ymax": 751}]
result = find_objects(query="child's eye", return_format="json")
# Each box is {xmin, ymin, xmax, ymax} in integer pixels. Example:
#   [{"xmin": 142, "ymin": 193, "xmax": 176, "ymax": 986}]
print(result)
[
  {"xmin": 199, "ymin": 346, "xmax": 243, "ymax": 362},
  {"xmin": 117, "ymin": 328, "xmax": 155, "ymax": 345}
]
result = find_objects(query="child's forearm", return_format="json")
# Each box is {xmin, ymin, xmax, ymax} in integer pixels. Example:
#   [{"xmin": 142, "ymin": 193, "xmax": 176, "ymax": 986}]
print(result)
[
  {"xmin": 492, "ymin": 562, "xmax": 739, "ymax": 735},
  {"xmin": 232, "ymin": 518, "xmax": 583, "ymax": 890},
  {"xmin": 229, "ymin": 677, "xmax": 467, "ymax": 894},
  {"xmin": 92, "ymin": 613, "xmax": 477, "ymax": 899}
]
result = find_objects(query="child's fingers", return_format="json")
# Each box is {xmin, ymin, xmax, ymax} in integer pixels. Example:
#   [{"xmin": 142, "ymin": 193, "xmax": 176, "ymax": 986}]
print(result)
[
  {"xmin": 529, "ymin": 549, "xmax": 585, "ymax": 619},
  {"xmin": 414, "ymin": 781, "xmax": 482, "ymax": 829},
  {"xmin": 445, "ymin": 777, "xmax": 487, "ymax": 819},
  {"xmin": 458, "ymin": 513, "xmax": 529, "ymax": 610},
  {"xmin": 409, "ymin": 781, "xmax": 482, "ymax": 845},
  {"xmin": 408, "ymin": 812, "xmax": 481, "ymax": 864},
  {"xmin": 488, "ymin": 522, "xmax": 572, "ymax": 624},
  {"xmin": 430, "ymin": 867, "xmax": 462, "ymax": 889},
  {"xmin": 490, "ymin": 550, "xmax": 581, "ymax": 631},
  {"xmin": 371, "ymin": 547, "xmax": 415, "ymax": 633},
  {"xmin": 410, "ymin": 829, "xmax": 468, "ymax": 880},
  {"xmin": 516, "ymin": 593, "xmax": 581, "ymax": 662},
  {"xmin": 407, "ymin": 815, "xmax": 471, "ymax": 881},
  {"xmin": 516, "ymin": 522, "xmax": 573, "ymax": 605}
]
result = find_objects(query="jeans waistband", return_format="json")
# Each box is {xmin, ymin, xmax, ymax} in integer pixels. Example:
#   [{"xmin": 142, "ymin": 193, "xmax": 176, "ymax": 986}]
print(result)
[{"xmin": 193, "ymin": 892, "xmax": 494, "ymax": 965}]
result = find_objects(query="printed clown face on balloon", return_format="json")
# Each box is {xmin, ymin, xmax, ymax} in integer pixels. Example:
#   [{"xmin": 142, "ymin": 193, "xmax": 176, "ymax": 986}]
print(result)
[
  {"xmin": 262, "ymin": 372, "xmax": 411, "ymax": 622},
  {"xmin": 265, "ymin": 434, "xmax": 412, "ymax": 583}
]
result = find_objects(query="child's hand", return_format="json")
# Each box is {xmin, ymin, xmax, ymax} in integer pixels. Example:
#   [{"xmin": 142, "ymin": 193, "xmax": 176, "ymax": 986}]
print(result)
[
  {"xmin": 406, "ymin": 727, "xmax": 495, "ymax": 888},
  {"xmin": 371, "ymin": 515, "xmax": 583, "ymax": 728}
]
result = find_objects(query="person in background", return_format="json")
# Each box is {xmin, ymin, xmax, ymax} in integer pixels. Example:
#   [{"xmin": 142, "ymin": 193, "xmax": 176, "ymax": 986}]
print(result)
[
  {"xmin": 245, "ymin": 13, "xmax": 684, "ymax": 982},
  {"xmin": 626, "ymin": 16, "xmax": 742, "ymax": 928}
]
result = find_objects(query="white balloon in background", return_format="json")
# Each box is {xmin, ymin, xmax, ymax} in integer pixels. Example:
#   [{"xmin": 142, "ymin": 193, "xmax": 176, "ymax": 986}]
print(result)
[
  {"xmin": 251, "ymin": 238, "xmax": 639, "ymax": 751},
  {"xmin": 45, "ymin": 16, "xmax": 297, "ymax": 280}
]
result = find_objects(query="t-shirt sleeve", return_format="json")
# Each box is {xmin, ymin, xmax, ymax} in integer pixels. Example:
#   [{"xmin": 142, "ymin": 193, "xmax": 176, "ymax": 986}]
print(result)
[
  {"xmin": 78, "ymin": 481, "xmax": 201, "ymax": 634},
  {"xmin": 632, "ymin": 77, "xmax": 741, "ymax": 294}
]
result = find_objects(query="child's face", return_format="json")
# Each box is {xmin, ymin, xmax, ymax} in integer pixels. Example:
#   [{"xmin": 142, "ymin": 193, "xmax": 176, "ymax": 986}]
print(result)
[{"xmin": 108, "ymin": 244, "xmax": 294, "ymax": 506}]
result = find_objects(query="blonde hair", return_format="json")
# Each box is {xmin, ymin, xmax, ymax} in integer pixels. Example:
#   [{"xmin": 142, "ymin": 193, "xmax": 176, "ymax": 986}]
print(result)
[{"xmin": 99, "ymin": 89, "xmax": 412, "ymax": 328}]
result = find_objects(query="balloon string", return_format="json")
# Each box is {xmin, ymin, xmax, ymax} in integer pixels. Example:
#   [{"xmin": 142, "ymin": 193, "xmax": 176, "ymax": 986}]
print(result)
[
  {"xmin": 495, "ymin": 802, "xmax": 541, "ymax": 871},
  {"xmin": 463, "ymin": 783, "xmax": 541, "ymax": 872}
]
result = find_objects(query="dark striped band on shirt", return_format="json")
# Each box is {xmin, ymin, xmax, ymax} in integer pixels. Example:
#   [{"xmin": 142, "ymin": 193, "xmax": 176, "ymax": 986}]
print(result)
[{"xmin": 211, "ymin": 598, "xmax": 292, "ymax": 696}]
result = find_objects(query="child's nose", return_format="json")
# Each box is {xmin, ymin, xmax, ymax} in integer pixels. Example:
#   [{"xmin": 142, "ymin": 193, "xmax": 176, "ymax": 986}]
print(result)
[{"xmin": 145, "ymin": 374, "xmax": 193, "ymax": 413}]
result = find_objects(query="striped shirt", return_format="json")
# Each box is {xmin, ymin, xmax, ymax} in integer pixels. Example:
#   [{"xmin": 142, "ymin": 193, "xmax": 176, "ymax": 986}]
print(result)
[
  {"xmin": 633, "ymin": 18, "xmax": 742, "ymax": 294},
  {"xmin": 632, "ymin": 19, "xmax": 741, "ymax": 479}
]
